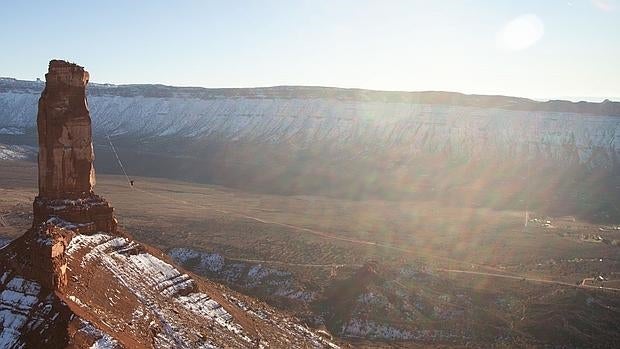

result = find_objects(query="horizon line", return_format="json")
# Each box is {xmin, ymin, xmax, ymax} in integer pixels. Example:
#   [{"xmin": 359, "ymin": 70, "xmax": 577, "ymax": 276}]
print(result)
[{"xmin": 1, "ymin": 75, "xmax": 618, "ymax": 104}]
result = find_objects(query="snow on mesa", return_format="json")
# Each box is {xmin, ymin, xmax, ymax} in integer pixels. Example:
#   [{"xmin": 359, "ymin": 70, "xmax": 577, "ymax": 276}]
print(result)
[
  {"xmin": 66, "ymin": 233, "xmax": 252, "ymax": 345},
  {"xmin": 0, "ymin": 86, "xmax": 618, "ymax": 166},
  {"xmin": 0, "ymin": 277, "xmax": 41, "ymax": 348},
  {"xmin": 0, "ymin": 275, "xmax": 66, "ymax": 348},
  {"xmin": 169, "ymin": 247, "xmax": 317, "ymax": 303},
  {"xmin": 78, "ymin": 319, "xmax": 119, "ymax": 349},
  {"xmin": 0, "ymin": 144, "xmax": 33, "ymax": 160}
]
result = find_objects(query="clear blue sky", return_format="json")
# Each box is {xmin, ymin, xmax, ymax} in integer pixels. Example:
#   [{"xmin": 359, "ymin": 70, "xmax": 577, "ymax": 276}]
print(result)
[{"xmin": 1, "ymin": 0, "xmax": 618, "ymax": 101}]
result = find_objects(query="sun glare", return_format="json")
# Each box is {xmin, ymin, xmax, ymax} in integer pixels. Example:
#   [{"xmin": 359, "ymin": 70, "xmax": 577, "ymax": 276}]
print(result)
[{"xmin": 496, "ymin": 14, "xmax": 545, "ymax": 51}]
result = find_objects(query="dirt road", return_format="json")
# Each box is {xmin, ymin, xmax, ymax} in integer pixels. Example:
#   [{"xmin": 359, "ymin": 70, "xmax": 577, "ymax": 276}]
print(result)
[
  {"xmin": 437, "ymin": 268, "xmax": 620, "ymax": 292},
  {"xmin": 133, "ymin": 185, "xmax": 620, "ymax": 294}
]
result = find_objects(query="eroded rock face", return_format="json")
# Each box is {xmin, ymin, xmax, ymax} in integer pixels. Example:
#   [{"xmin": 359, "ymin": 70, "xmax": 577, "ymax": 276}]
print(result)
[
  {"xmin": 37, "ymin": 60, "xmax": 94, "ymax": 199},
  {"xmin": 32, "ymin": 195, "xmax": 117, "ymax": 234},
  {"xmin": 3, "ymin": 219, "xmax": 76, "ymax": 290},
  {"xmin": 20, "ymin": 60, "xmax": 118, "ymax": 291},
  {"xmin": 0, "ymin": 61, "xmax": 342, "ymax": 348},
  {"xmin": 32, "ymin": 60, "xmax": 117, "ymax": 234}
]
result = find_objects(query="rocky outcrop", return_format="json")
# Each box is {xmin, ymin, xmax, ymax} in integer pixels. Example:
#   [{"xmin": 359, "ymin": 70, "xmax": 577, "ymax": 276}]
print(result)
[
  {"xmin": 3, "ymin": 60, "xmax": 118, "ymax": 293},
  {"xmin": 32, "ymin": 60, "xmax": 117, "ymax": 234},
  {"xmin": 2, "ymin": 218, "xmax": 75, "ymax": 290},
  {"xmin": 37, "ymin": 60, "xmax": 94, "ymax": 199},
  {"xmin": 32, "ymin": 195, "xmax": 116, "ymax": 234},
  {"xmin": 0, "ymin": 60, "xmax": 340, "ymax": 348},
  {"xmin": 0, "ymin": 60, "xmax": 117, "ymax": 295}
]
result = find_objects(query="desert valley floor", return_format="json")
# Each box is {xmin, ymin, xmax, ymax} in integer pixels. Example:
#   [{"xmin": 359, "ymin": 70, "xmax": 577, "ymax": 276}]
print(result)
[{"xmin": 2, "ymin": 160, "xmax": 620, "ymax": 347}]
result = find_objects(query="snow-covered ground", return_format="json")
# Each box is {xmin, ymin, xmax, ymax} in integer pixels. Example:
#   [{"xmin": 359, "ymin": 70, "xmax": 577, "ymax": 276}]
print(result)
[
  {"xmin": 0, "ymin": 127, "xmax": 24, "ymax": 135},
  {"xmin": 0, "ymin": 274, "xmax": 66, "ymax": 348},
  {"xmin": 77, "ymin": 319, "xmax": 119, "ymax": 349},
  {"xmin": 67, "ymin": 234, "xmax": 252, "ymax": 346},
  {"xmin": 0, "ymin": 144, "xmax": 34, "ymax": 161},
  {"xmin": 169, "ymin": 247, "xmax": 316, "ymax": 303},
  {"xmin": 1, "ymin": 86, "xmax": 618, "ymax": 167},
  {"xmin": 0, "ymin": 238, "xmax": 11, "ymax": 249},
  {"xmin": 342, "ymin": 318, "xmax": 464, "ymax": 341},
  {"xmin": 0, "ymin": 275, "xmax": 42, "ymax": 347},
  {"xmin": 67, "ymin": 234, "xmax": 337, "ymax": 348}
]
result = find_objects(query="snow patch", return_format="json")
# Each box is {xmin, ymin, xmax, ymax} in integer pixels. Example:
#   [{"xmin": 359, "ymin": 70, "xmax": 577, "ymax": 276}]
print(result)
[
  {"xmin": 0, "ymin": 127, "xmax": 25, "ymax": 135},
  {"xmin": 67, "ymin": 233, "xmax": 252, "ymax": 346},
  {"xmin": 78, "ymin": 319, "xmax": 119, "ymax": 349},
  {"xmin": 0, "ymin": 275, "xmax": 60, "ymax": 349},
  {"xmin": 0, "ymin": 144, "xmax": 34, "ymax": 160},
  {"xmin": 1, "ymin": 89, "xmax": 618, "ymax": 167}
]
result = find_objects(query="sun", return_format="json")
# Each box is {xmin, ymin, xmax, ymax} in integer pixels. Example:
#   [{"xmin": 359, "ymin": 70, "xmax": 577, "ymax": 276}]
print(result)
[{"xmin": 496, "ymin": 14, "xmax": 545, "ymax": 51}]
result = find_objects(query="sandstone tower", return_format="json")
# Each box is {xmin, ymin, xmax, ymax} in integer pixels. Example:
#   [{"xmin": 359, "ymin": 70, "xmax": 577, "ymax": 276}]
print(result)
[
  {"xmin": 32, "ymin": 60, "xmax": 117, "ymax": 235},
  {"xmin": 8, "ymin": 60, "xmax": 120, "ymax": 290},
  {"xmin": 37, "ymin": 60, "xmax": 95, "ymax": 198}
]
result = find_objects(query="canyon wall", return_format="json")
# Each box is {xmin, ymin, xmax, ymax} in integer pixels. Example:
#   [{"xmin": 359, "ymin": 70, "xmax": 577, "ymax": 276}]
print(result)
[
  {"xmin": 1, "ymin": 79, "xmax": 619, "ymax": 220},
  {"xmin": 0, "ymin": 80, "xmax": 618, "ymax": 168}
]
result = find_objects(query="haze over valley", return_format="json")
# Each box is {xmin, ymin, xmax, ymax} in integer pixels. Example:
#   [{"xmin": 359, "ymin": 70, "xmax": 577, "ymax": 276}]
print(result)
[
  {"xmin": 2, "ymin": 78, "xmax": 619, "ymax": 222},
  {"xmin": 1, "ymin": 1, "xmax": 620, "ymax": 348}
]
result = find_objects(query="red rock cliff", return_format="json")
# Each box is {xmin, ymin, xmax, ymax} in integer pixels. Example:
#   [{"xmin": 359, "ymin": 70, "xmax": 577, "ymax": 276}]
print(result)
[
  {"xmin": 33, "ymin": 60, "xmax": 117, "ymax": 234},
  {"xmin": 4, "ymin": 60, "xmax": 118, "ymax": 291},
  {"xmin": 37, "ymin": 60, "xmax": 95, "ymax": 198}
]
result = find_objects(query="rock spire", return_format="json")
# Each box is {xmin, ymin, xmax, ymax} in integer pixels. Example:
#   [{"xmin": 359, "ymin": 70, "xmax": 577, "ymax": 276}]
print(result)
[
  {"xmin": 32, "ymin": 60, "xmax": 117, "ymax": 234},
  {"xmin": 37, "ymin": 60, "xmax": 95, "ymax": 198},
  {"xmin": 13, "ymin": 60, "xmax": 119, "ymax": 290}
]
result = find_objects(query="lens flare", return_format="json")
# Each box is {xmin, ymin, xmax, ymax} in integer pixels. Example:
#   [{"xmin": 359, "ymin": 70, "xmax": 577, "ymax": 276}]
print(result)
[
  {"xmin": 592, "ymin": 0, "xmax": 616, "ymax": 11},
  {"xmin": 496, "ymin": 14, "xmax": 545, "ymax": 51}
]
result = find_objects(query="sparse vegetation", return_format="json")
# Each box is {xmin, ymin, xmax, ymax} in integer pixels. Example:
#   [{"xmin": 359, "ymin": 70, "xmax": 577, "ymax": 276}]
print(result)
[{"xmin": 2, "ymin": 160, "xmax": 619, "ymax": 347}]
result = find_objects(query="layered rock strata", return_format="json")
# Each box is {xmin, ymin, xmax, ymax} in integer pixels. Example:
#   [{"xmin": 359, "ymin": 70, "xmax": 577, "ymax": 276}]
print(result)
[
  {"xmin": 0, "ymin": 60, "xmax": 340, "ymax": 348},
  {"xmin": 15, "ymin": 60, "xmax": 118, "ymax": 292},
  {"xmin": 32, "ymin": 60, "xmax": 117, "ymax": 234}
]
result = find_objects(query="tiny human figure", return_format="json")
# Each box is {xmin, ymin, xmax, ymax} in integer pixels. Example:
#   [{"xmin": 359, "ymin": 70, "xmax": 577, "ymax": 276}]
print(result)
[{"xmin": 130, "ymin": 180, "xmax": 134, "ymax": 186}]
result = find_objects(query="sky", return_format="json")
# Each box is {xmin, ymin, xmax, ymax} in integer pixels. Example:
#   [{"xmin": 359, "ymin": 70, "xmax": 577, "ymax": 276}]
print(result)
[{"xmin": 1, "ymin": 0, "xmax": 619, "ymax": 101}]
